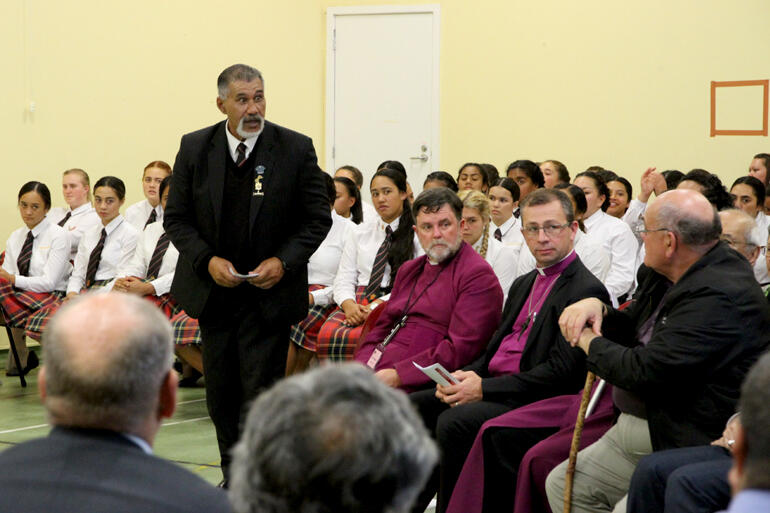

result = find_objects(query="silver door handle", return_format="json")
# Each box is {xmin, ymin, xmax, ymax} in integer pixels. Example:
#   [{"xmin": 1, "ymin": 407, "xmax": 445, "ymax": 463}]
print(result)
[{"xmin": 410, "ymin": 153, "xmax": 429, "ymax": 162}]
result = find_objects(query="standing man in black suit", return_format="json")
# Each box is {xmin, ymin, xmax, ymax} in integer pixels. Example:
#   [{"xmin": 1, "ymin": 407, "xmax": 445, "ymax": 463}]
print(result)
[
  {"xmin": 164, "ymin": 64, "xmax": 331, "ymax": 483},
  {"xmin": 0, "ymin": 293, "xmax": 232, "ymax": 513}
]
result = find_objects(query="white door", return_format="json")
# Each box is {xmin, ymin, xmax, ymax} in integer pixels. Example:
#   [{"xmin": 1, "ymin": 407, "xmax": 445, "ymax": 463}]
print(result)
[{"xmin": 326, "ymin": 5, "xmax": 440, "ymax": 201}]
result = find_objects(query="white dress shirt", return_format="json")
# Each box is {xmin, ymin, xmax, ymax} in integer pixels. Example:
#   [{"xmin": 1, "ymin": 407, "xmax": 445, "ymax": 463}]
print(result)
[
  {"xmin": 307, "ymin": 211, "xmax": 354, "ymax": 306},
  {"xmin": 473, "ymin": 236, "xmax": 518, "ymax": 305},
  {"xmin": 124, "ymin": 199, "xmax": 164, "ymax": 231},
  {"xmin": 333, "ymin": 217, "xmax": 423, "ymax": 305},
  {"xmin": 106, "ymin": 221, "xmax": 179, "ymax": 296},
  {"xmin": 753, "ymin": 211, "xmax": 770, "ymax": 285},
  {"xmin": 488, "ymin": 214, "xmax": 522, "ymax": 246},
  {"xmin": 360, "ymin": 200, "xmax": 378, "ymax": 225},
  {"xmin": 48, "ymin": 203, "xmax": 101, "ymax": 260},
  {"xmin": 68, "ymin": 216, "xmax": 139, "ymax": 294},
  {"xmin": 583, "ymin": 209, "xmax": 639, "ymax": 305},
  {"xmin": 516, "ymin": 229, "xmax": 611, "ymax": 283},
  {"xmin": 3, "ymin": 218, "xmax": 71, "ymax": 292}
]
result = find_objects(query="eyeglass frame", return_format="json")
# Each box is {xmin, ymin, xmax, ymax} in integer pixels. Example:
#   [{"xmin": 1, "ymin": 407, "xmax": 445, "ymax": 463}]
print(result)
[{"xmin": 520, "ymin": 222, "xmax": 572, "ymax": 238}]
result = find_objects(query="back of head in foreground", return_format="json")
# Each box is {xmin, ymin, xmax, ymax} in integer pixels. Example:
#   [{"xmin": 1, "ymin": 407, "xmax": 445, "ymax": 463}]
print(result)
[
  {"xmin": 731, "ymin": 351, "xmax": 770, "ymax": 492},
  {"xmin": 41, "ymin": 292, "xmax": 175, "ymax": 439},
  {"xmin": 229, "ymin": 364, "xmax": 438, "ymax": 513}
]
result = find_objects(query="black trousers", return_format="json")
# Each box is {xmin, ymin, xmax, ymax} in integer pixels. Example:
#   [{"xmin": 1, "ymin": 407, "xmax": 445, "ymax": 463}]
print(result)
[
  {"xmin": 200, "ymin": 302, "xmax": 289, "ymax": 479},
  {"xmin": 410, "ymin": 389, "xmax": 513, "ymax": 513}
]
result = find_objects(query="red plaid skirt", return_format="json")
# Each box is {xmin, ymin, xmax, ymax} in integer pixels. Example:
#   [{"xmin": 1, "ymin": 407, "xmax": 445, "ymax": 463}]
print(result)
[
  {"xmin": 25, "ymin": 279, "xmax": 110, "ymax": 340},
  {"xmin": 0, "ymin": 279, "xmax": 64, "ymax": 328},
  {"xmin": 289, "ymin": 285, "xmax": 336, "ymax": 351},
  {"xmin": 316, "ymin": 286, "xmax": 378, "ymax": 362},
  {"xmin": 143, "ymin": 293, "xmax": 182, "ymax": 319},
  {"xmin": 170, "ymin": 311, "xmax": 201, "ymax": 346}
]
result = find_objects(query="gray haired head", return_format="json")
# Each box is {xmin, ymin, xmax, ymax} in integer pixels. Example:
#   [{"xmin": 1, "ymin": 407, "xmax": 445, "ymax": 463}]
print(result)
[
  {"xmin": 229, "ymin": 364, "xmax": 438, "ymax": 513},
  {"xmin": 42, "ymin": 293, "xmax": 174, "ymax": 433},
  {"xmin": 217, "ymin": 64, "xmax": 264, "ymax": 100},
  {"xmin": 656, "ymin": 196, "xmax": 721, "ymax": 247}
]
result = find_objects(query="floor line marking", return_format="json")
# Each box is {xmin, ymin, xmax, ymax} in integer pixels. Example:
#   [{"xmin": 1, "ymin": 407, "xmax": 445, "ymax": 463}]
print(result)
[
  {"xmin": 161, "ymin": 416, "xmax": 209, "ymax": 427},
  {"xmin": 177, "ymin": 398, "xmax": 206, "ymax": 405},
  {"xmin": 0, "ymin": 423, "xmax": 48, "ymax": 434}
]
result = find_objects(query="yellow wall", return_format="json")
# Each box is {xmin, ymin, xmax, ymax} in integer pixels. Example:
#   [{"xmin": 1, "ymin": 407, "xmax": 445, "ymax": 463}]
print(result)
[{"xmin": 1, "ymin": 0, "xmax": 768, "ymax": 248}]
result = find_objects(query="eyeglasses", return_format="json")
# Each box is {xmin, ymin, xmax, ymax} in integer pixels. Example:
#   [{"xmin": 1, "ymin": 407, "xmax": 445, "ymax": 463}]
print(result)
[
  {"xmin": 521, "ymin": 223, "xmax": 570, "ymax": 238},
  {"xmin": 634, "ymin": 227, "xmax": 671, "ymax": 236}
]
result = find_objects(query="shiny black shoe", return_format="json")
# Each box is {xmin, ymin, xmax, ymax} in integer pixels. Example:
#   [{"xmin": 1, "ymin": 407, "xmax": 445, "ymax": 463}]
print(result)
[
  {"xmin": 217, "ymin": 479, "xmax": 229, "ymax": 489},
  {"xmin": 7, "ymin": 351, "xmax": 38, "ymax": 377}
]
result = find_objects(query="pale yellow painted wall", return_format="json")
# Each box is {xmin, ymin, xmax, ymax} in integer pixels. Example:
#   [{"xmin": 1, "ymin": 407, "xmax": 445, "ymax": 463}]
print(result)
[{"xmin": 0, "ymin": 0, "xmax": 768, "ymax": 250}]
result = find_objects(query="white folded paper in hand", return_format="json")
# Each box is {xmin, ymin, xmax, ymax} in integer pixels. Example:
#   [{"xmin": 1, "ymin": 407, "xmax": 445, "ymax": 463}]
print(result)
[{"xmin": 413, "ymin": 361, "xmax": 460, "ymax": 386}]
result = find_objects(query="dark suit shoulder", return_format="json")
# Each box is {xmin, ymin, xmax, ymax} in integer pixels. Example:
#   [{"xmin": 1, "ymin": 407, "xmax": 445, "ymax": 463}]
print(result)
[{"xmin": 0, "ymin": 431, "xmax": 233, "ymax": 513}]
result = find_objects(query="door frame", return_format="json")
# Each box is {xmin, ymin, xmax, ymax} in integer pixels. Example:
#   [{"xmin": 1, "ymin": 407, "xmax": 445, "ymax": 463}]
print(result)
[{"xmin": 325, "ymin": 4, "xmax": 441, "ymax": 174}]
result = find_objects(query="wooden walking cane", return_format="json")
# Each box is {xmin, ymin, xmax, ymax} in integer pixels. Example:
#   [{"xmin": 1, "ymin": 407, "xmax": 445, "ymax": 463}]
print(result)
[{"xmin": 563, "ymin": 371, "xmax": 596, "ymax": 513}]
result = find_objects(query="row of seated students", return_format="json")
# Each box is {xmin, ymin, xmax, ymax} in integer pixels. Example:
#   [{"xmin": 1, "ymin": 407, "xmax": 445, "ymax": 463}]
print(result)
[
  {"xmin": 1, "ymin": 162, "xmax": 202, "ymax": 385},
  {"xmin": 286, "ymin": 153, "xmax": 770, "ymax": 513}
]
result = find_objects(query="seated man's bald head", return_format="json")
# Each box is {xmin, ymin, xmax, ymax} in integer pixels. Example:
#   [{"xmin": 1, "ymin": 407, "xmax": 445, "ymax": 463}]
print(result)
[
  {"xmin": 42, "ymin": 293, "xmax": 174, "ymax": 434},
  {"xmin": 650, "ymin": 189, "xmax": 721, "ymax": 249}
]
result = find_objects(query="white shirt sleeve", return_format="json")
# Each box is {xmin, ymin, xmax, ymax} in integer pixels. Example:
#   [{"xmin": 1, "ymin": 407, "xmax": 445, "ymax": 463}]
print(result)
[
  {"xmin": 14, "ymin": 228, "xmax": 71, "ymax": 292},
  {"xmin": 333, "ymin": 227, "xmax": 361, "ymax": 305}
]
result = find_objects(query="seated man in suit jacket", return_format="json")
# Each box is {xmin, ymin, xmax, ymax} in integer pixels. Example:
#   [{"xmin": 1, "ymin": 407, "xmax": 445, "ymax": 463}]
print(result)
[
  {"xmin": 410, "ymin": 188, "xmax": 610, "ymax": 513},
  {"xmin": 548, "ymin": 189, "xmax": 770, "ymax": 513},
  {"xmin": 0, "ymin": 293, "xmax": 232, "ymax": 513}
]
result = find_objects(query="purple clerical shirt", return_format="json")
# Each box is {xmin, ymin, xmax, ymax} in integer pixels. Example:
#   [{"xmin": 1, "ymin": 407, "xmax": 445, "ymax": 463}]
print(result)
[{"xmin": 487, "ymin": 251, "xmax": 578, "ymax": 376}]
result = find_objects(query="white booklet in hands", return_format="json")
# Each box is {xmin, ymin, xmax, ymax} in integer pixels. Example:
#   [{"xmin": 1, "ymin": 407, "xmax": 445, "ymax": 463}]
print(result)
[{"xmin": 413, "ymin": 362, "xmax": 460, "ymax": 386}]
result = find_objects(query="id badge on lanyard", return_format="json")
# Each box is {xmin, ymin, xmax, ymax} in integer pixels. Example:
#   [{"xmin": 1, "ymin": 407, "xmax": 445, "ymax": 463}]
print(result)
[{"xmin": 366, "ymin": 314, "xmax": 408, "ymax": 369}]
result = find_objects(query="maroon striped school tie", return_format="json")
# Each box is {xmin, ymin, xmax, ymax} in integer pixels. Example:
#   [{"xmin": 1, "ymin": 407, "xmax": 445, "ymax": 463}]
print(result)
[
  {"xmin": 146, "ymin": 232, "xmax": 170, "ymax": 280},
  {"xmin": 235, "ymin": 142, "xmax": 248, "ymax": 167},
  {"xmin": 17, "ymin": 231, "xmax": 34, "ymax": 276},
  {"xmin": 144, "ymin": 209, "xmax": 157, "ymax": 228},
  {"xmin": 364, "ymin": 226, "xmax": 392, "ymax": 298},
  {"xmin": 57, "ymin": 211, "xmax": 72, "ymax": 227},
  {"xmin": 85, "ymin": 229, "xmax": 107, "ymax": 287}
]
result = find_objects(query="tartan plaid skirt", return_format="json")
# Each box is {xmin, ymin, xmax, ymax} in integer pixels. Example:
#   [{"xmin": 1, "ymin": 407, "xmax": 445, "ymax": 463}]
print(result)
[
  {"xmin": 25, "ymin": 279, "xmax": 111, "ymax": 340},
  {"xmin": 289, "ymin": 285, "xmax": 336, "ymax": 351},
  {"xmin": 170, "ymin": 311, "xmax": 201, "ymax": 346},
  {"xmin": 143, "ymin": 293, "xmax": 182, "ymax": 319},
  {"xmin": 0, "ymin": 279, "xmax": 64, "ymax": 328},
  {"xmin": 316, "ymin": 286, "xmax": 377, "ymax": 362}
]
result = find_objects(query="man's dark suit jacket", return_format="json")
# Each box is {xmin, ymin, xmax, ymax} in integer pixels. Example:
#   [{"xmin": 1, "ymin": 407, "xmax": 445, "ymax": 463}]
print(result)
[
  {"xmin": 0, "ymin": 427, "xmax": 232, "ymax": 513},
  {"xmin": 466, "ymin": 255, "xmax": 611, "ymax": 407},
  {"xmin": 164, "ymin": 120, "xmax": 331, "ymax": 324},
  {"xmin": 588, "ymin": 242, "xmax": 770, "ymax": 450}
]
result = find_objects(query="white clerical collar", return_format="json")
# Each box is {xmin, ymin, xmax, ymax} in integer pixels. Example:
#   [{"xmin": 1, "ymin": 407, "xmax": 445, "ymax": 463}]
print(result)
[{"xmin": 224, "ymin": 121, "xmax": 261, "ymax": 162}]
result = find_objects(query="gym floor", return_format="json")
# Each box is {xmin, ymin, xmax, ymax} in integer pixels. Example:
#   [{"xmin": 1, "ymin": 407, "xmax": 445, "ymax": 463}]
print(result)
[{"xmin": 0, "ymin": 348, "xmax": 223, "ymax": 486}]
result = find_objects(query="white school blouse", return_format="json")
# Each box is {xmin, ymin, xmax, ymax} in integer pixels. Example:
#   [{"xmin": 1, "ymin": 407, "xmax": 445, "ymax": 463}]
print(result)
[
  {"xmin": 516, "ymin": 229, "xmax": 611, "ymax": 283},
  {"xmin": 3, "ymin": 218, "xmax": 71, "ymax": 292},
  {"xmin": 125, "ymin": 199, "xmax": 163, "ymax": 231},
  {"xmin": 106, "ymin": 221, "xmax": 179, "ymax": 296},
  {"xmin": 333, "ymin": 217, "xmax": 423, "ymax": 305},
  {"xmin": 48, "ymin": 203, "xmax": 101, "ymax": 260},
  {"xmin": 488, "ymin": 214, "xmax": 522, "ymax": 246},
  {"xmin": 307, "ymin": 211, "xmax": 354, "ymax": 307},
  {"xmin": 472, "ymin": 236, "xmax": 518, "ymax": 305},
  {"xmin": 68, "ymin": 216, "xmax": 139, "ymax": 294},
  {"xmin": 753, "ymin": 212, "xmax": 770, "ymax": 285},
  {"xmin": 583, "ymin": 209, "xmax": 639, "ymax": 305}
]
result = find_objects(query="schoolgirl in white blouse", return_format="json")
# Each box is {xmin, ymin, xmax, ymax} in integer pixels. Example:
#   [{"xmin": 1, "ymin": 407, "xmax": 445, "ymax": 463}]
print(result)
[{"xmin": 124, "ymin": 160, "xmax": 172, "ymax": 231}]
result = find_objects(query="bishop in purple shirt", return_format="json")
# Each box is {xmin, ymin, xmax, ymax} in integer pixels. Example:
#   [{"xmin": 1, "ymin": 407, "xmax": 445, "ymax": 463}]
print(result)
[
  {"xmin": 355, "ymin": 187, "xmax": 503, "ymax": 391},
  {"xmin": 408, "ymin": 189, "xmax": 610, "ymax": 513}
]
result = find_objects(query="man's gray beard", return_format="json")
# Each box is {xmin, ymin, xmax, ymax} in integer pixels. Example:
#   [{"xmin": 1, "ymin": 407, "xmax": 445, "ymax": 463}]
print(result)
[
  {"xmin": 426, "ymin": 237, "xmax": 462, "ymax": 264},
  {"xmin": 236, "ymin": 114, "xmax": 265, "ymax": 139}
]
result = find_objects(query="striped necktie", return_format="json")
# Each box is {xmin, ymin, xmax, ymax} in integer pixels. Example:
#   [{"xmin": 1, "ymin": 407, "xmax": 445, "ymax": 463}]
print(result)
[
  {"xmin": 364, "ymin": 226, "xmax": 393, "ymax": 299},
  {"xmin": 146, "ymin": 232, "xmax": 170, "ymax": 280},
  {"xmin": 144, "ymin": 209, "xmax": 157, "ymax": 228},
  {"xmin": 17, "ymin": 231, "xmax": 34, "ymax": 276},
  {"xmin": 57, "ymin": 211, "xmax": 72, "ymax": 227},
  {"xmin": 494, "ymin": 228, "xmax": 502, "ymax": 242},
  {"xmin": 236, "ymin": 142, "xmax": 248, "ymax": 167},
  {"xmin": 85, "ymin": 229, "xmax": 107, "ymax": 287}
]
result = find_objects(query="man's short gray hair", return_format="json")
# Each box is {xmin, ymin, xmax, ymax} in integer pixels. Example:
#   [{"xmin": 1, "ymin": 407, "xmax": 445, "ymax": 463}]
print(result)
[
  {"xmin": 719, "ymin": 209, "xmax": 763, "ymax": 248},
  {"xmin": 229, "ymin": 364, "xmax": 438, "ymax": 513},
  {"xmin": 42, "ymin": 293, "xmax": 174, "ymax": 432},
  {"xmin": 739, "ymin": 351, "xmax": 770, "ymax": 489},
  {"xmin": 656, "ymin": 200, "xmax": 721, "ymax": 247},
  {"xmin": 217, "ymin": 64, "xmax": 264, "ymax": 100}
]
